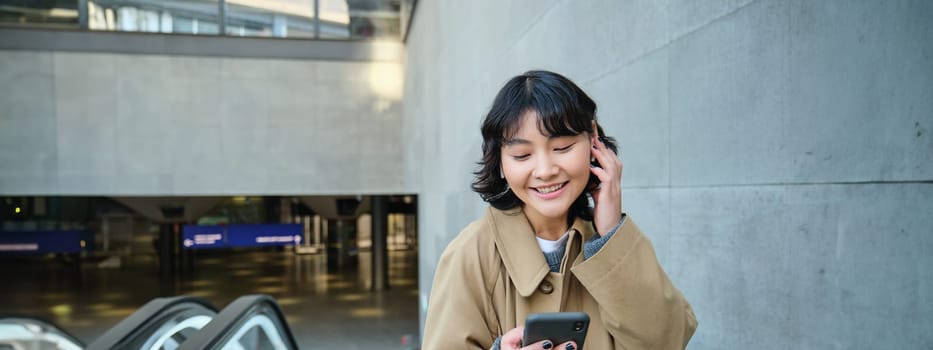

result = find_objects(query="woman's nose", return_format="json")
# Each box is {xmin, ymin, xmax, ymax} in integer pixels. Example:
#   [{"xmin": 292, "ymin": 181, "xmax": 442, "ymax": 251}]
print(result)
[{"xmin": 533, "ymin": 155, "xmax": 559, "ymax": 179}]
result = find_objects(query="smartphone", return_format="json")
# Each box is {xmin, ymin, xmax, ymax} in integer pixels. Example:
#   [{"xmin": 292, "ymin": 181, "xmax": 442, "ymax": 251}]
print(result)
[
  {"xmin": 587, "ymin": 135, "xmax": 607, "ymax": 191},
  {"xmin": 522, "ymin": 312, "xmax": 589, "ymax": 348},
  {"xmin": 587, "ymin": 158, "xmax": 601, "ymax": 191}
]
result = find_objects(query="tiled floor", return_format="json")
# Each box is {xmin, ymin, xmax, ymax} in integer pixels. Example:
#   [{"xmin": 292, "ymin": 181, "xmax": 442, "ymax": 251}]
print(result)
[{"xmin": 0, "ymin": 249, "xmax": 420, "ymax": 349}]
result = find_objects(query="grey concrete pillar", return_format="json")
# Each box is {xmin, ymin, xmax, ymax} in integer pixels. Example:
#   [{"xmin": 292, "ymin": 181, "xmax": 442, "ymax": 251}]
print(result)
[{"xmin": 371, "ymin": 195, "xmax": 389, "ymax": 290}]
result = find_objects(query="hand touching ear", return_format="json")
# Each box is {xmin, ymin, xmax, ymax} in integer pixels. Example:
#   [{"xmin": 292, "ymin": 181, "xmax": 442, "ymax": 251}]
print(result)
[{"xmin": 589, "ymin": 128, "xmax": 623, "ymax": 235}]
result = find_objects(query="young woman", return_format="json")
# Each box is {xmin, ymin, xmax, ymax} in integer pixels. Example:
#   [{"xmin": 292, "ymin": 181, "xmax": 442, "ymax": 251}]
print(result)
[{"xmin": 423, "ymin": 71, "xmax": 697, "ymax": 350}]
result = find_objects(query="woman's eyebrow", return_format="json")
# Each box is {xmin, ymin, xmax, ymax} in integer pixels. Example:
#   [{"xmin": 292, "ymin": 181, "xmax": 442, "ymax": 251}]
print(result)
[{"xmin": 503, "ymin": 138, "xmax": 531, "ymax": 146}]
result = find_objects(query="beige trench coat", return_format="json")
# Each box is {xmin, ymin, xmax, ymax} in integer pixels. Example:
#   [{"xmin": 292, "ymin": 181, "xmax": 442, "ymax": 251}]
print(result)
[{"xmin": 423, "ymin": 207, "xmax": 697, "ymax": 349}]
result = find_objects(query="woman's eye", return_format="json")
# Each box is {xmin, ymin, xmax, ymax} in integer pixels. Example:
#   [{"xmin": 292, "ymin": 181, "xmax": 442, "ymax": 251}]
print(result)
[
  {"xmin": 511, "ymin": 154, "xmax": 530, "ymax": 161},
  {"xmin": 555, "ymin": 143, "xmax": 575, "ymax": 152}
]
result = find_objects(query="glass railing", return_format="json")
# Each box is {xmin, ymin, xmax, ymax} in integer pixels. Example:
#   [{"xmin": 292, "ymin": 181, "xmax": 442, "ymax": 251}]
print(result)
[
  {"xmin": 0, "ymin": 0, "xmax": 404, "ymax": 40},
  {"xmin": 178, "ymin": 294, "xmax": 298, "ymax": 350},
  {"xmin": 85, "ymin": 296, "xmax": 218, "ymax": 350},
  {"xmin": 0, "ymin": 316, "xmax": 85, "ymax": 350}
]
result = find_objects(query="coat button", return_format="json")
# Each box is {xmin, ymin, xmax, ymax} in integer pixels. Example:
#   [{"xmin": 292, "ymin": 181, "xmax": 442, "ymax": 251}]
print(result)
[{"xmin": 539, "ymin": 281, "xmax": 554, "ymax": 294}]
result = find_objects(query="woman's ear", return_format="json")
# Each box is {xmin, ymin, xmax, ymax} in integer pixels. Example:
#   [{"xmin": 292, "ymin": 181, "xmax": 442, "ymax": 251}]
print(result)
[{"xmin": 591, "ymin": 120, "xmax": 599, "ymax": 144}]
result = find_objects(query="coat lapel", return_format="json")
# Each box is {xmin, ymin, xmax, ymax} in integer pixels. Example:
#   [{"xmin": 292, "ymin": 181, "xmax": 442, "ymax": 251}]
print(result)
[
  {"xmin": 487, "ymin": 207, "xmax": 550, "ymax": 297},
  {"xmin": 487, "ymin": 207, "xmax": 597, "ymax": 297}
]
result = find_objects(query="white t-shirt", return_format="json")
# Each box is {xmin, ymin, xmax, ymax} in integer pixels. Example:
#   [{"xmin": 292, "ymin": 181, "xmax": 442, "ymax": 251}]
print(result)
[{"xmin": 535, "ymin": 231, "xmax": 570, "ymax": 253}]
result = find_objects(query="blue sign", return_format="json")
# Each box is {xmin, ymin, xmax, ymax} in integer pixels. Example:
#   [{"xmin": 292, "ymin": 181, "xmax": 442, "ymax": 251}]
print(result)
[
  {"xmin": 182, "ymin": 225, "xmax": 227, "ymax": 249},
  {"xmin": 227, "ymin": 224, "xmax": 303, "ymax": 248},
  {"xmin": 0, "ymin": 230, "xmax": 91, "ymax": 254},
  {"xmin": 182, "ymin": 224, "xmax": 303, "ymax": 249}
]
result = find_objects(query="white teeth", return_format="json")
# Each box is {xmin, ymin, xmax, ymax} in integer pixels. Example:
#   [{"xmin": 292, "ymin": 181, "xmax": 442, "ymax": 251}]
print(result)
[{"xmin": 536, "ymin": 183, "xmax": 564, "ymax": 194}]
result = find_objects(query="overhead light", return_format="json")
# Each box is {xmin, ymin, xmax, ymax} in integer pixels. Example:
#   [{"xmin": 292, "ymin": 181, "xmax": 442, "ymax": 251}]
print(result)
[
  {"xmin": 49, "ymin": 8, "xmax": 79, "ymax": 18},
  {"xmin": 14, "ymin": 207, "xmax": 21, "ymax": 214}
]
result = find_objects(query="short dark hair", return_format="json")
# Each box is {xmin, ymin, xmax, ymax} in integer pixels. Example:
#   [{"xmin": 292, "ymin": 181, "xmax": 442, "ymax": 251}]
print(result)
[{"xmin": 472, "ymin": 70, "xmax": 618, "ymax": 223}]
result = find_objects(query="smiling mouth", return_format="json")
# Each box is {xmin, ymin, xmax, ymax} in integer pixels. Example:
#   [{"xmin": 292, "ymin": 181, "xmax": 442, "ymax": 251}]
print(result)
[{"xmin": 533, "ymin": 182, "xmax": 567, "ymax": 194}]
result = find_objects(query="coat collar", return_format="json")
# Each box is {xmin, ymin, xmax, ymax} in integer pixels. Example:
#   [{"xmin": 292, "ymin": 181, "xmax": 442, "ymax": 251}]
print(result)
[{"xmin": 486, "ymin": 206, "xmax": 596, "ymax": 297}]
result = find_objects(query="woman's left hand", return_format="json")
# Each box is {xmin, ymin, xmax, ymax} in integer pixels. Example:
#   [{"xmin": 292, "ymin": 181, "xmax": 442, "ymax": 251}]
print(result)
[{"xmin": 589, "ymin": 128, "xmax": 623, "ymax": 235}]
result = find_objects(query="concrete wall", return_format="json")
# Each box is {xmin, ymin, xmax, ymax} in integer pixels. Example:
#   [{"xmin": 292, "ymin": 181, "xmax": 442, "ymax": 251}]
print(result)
[
  {"xmin": 0, "ymin": 50, "xmax": 405, "ymax": 195},
  {"xmin": 404, "ymin": 0, "xmax": 933, "ymax": 348}
]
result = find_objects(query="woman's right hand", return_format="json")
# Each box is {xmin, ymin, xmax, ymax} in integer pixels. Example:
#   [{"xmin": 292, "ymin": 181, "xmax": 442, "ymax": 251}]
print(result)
[{"xmin": 499, "ymin": 326, "xmax": 578, "ymax": 350}]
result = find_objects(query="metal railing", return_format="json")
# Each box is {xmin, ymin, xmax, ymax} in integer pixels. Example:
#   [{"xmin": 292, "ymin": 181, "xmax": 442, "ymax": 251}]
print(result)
[
  {"xmin": 178, "ymin": 295, "xmax": 299, "ymax": 350},
  {"xmin": 1, "ymin": 295, "xmax": 297, "ymax": 350},
  {"xmin": 86, "ymin": 296, "xmax": 218, "ymax": 350}
]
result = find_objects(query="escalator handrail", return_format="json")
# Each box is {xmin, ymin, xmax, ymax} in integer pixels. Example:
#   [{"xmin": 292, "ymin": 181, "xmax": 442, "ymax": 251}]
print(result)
[
  {"xmin": 177, "ymin": 294, "xmax": 299, "ymax": 350},
  {"xmin": 0, "ymin": 314, "xmax": 86, "ymax": 348},
  {"xmin": 85, "ymin": 295, "xmax": 216, "ymax": 350}
]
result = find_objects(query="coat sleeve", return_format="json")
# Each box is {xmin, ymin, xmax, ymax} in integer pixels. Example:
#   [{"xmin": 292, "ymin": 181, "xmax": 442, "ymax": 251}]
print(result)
[
  {"xmin": 422, "ymin": 231, "xmax": 499, "ymax": 349},
  {"xmin": 571, "ymin": 218, "xmax": 698, "ymax": 349}
]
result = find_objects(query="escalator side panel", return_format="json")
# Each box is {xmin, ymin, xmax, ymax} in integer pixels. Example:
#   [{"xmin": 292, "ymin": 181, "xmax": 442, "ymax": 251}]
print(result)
[
  {"xmin": 177, "ymin": 295, "xmax": 299, "ymax": 350},
  {"xmin": 85, "ymin": 296, "xmax": 217, "ymax": 350}
]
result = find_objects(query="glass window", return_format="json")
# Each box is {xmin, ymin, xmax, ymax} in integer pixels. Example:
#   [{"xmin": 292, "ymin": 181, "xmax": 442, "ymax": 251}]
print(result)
[
  {"xmin": 224, "ymin": 0, "xmax": 318, "ymax": 38},
  {"xmin": 2, "ymin": 0, "xmax": 403, "ymax": 41},
  {"xmin": 223, "ymin": 0, "xmax": 356, "ymax": 39},
  {"xmin": 0, "ymin": 0, "xmax": 79, "ymax": 27},
  {"xmin": 317, "ymin": 0, "xmax": 351, "ymax": 39},
  {"xmin": 88, "ymin": 0, "xmax": 221, "ymax": 35},
  {"xmin": 347, "ymin": 0, "xmax": 400, "ymax": 40}
]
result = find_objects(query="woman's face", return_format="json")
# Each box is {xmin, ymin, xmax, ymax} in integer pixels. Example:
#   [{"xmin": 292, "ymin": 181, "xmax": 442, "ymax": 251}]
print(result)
[{"xmin": 500, "ymin": 110, "xmax": 593, "ymax": 224}]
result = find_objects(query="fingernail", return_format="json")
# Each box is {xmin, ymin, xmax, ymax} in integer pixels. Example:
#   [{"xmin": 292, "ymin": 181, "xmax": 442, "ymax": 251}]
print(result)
[
  {"xmin": 542, "ymin": 340, "xmax": 553, "ymax": 349},
  {"xmin": 565, "ymin": 344, "xmax": 575, "ymax": 350}
]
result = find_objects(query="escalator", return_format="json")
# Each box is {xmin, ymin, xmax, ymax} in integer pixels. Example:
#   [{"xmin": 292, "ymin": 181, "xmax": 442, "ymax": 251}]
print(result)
[
  {"xmin": 178, "ymin": 295, "xmax": 298, "ymax": 350},
  {"xmin": 86, "ymin": 296, "xmax": 217, "ymax": 350},
  {"xmin": 0, "ymin": 316, "xmax": 84, "ymax": 350},
  {"xmin": 0, "ymin": 295, "xmax": 296, "ymax": 350}
]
